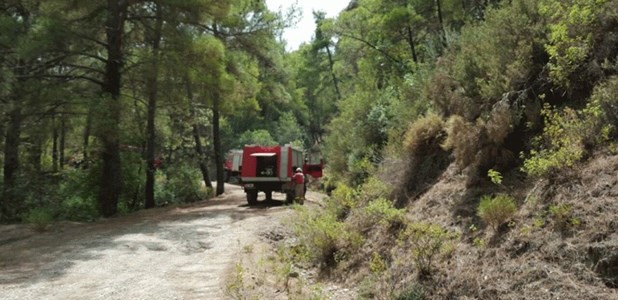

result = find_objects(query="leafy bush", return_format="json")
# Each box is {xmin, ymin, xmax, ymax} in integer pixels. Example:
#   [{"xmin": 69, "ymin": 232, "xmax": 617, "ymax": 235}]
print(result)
[
  {"xmin": 156, "ymin": 163, "xmax": 208, "ymax": 204},
  {"xmin": 358, "ymin": 198, "xmax": 405, "ymax": 230},
  {"xmin": 327, "ymin": 182, "xmax": 358, "ymax": 220},
  {"xmin": 23, "ymin": 207, "xmax": 54, "ymax": 232},
  {"xmin": 59, "ymin": 196, "xmax": 98, "ymax": 222},
  {"xmin": 404, "ymin": 114, "xmax": 444, "ymax": 156},
  {"xmin": 398, "ymin": 222, "xmax": 458, "ymax": 278},
  {"xmin": 523, "ymin": 77, "xmax": 618, "ymax": 177},
  {"xmin": 477, "ymin": 194, "xmax": 517, "ymax": 231},
  {"xmin": 588, "ymin": 76, "xmax": 618, "ymax": 140},
  {"xmin": 487, "ymin": 169, "xmax": 503, "ymax": 185},
  {"xmin": 540, "ymin": 0, "xmax": 606, "ymax": 88},
  {"xmin": 290, "ymin": 205, "xmax": 363, "ymax": 267},
  {"xmin": 359, "ymin": 176, "xmax": 393, "ymax": 203},
  {"xmin": 522, "ymin": 104, "xmax": 585, "ymax": 177}
]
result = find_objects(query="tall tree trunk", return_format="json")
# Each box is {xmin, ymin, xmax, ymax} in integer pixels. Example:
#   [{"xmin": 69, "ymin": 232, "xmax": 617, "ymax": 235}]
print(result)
[
  {"xmin": 193, "ymin": 124, "xmax": 212, "ymax": 189},
  {"xmin": 83, "ymin": 107, "xmax": 92, "ymax": 164},
  {"xmin": 325, "ymin": 45, "xmax": 341, "ymax": 100},
  {"xmin": 52, "ymin": 115, "xmax": 59, "ymax": 172},
  {"xmin": 187, "ymin": 80, "xmax": 213, "ymax": 189},
  {"xmin": 2, "ymin": 105, "xmax": 22, "ymax": 220},
  {"xmin": 98, "ymin": 0, "xmax": 126, "ymax": 217},
  {"xmin": 436, "ymin": 0, "xmax": 448, "ymax": 47},
  {"xmin": 31, "ymin": 136, "xmax": 42, "ymax": 174},
  {"xmin": 406, "ymin": 26, "xmax": 418, "ymax": 63},
  {"xmin": 60, "ymin": 114, "xmax": 66, "ymax": 169},
  {"xmin": 212, "ymin": 93, "xmax": 224, "ymax": 196},
  {"xmin": 144, "ymin": 3, "xmax": 163, "ymax": 209}
]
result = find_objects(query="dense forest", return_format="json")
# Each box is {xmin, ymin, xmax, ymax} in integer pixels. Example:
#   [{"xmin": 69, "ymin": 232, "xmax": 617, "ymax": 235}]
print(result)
[
  {"xmin": 1, "ymin": 0, "xmax": 617, "ymax": 297},
  {"xmin": 0, "ymin": 0, "xmax": 310, "ymax": 222}
]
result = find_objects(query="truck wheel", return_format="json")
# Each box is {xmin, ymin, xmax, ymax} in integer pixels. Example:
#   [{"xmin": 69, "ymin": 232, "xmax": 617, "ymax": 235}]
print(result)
[
  {"xmin": 265, "ymin": 190, "xmax": 272, "ymax": 201},
  {"xmin": 246, "ymin": 190, "xmax": 258, "ymax": 205}
]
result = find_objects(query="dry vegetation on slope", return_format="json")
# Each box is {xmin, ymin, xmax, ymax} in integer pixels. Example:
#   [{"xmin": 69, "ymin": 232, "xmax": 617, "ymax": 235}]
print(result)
[{"xmin": 246, "ymin": 151, "xmax": 617, "ymax": 300}]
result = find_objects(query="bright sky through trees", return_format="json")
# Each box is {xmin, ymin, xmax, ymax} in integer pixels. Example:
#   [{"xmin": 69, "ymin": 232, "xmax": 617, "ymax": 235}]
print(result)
[{"xmin": 266, "ymin": 0, "xmax": 349, "ymax": 51}]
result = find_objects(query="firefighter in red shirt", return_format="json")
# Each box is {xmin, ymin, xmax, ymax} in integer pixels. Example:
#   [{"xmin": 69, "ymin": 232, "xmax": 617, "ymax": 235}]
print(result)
[{"xmin": 292, "ymin": 167, "xmax": 305, "ymax": 204}]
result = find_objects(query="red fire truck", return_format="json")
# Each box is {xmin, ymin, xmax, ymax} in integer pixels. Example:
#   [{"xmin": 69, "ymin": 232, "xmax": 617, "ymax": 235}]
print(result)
[{"xmin": 240, "ymin": 144, "xmax": 321, "ymax": 205}]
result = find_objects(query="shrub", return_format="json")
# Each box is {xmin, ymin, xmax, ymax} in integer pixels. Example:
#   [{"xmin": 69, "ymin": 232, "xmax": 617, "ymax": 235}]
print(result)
[
  {"xmin": 290, "ymin": 205, "xmax": 363, "ymax": 267},
  {"xmin": 358, "ymin": 198, "xmax": 406, "ymax": 230},
  {"xmin": 395, "ymin": 285, "xmax": 425, "ymax": 300},
  {"xmin": 442, "ymin": 115, "xmax": 480, "ymax": 170},
  {"xmin": 540, "ymin": 0, "xmax": 606, "ymax": 88},
  {"xmin": 521, "ymin": 94, "xmax": 615, "ymax": 177},
  {"xmin": 548, "ymin": 203, "xmax": 580, "ymax": 233},
  {"xmin": 326, "ymin": 182, "xmax": 358, "ymax": 220},
  {"xmin": 398, "ymin": 222, "xmax": 458, "ymax": 278},
  {"xmin": 477, "ymin": 194, "xmax": 517, "ymax": 231},
  {"xmin": 487, "ymin": 169, "xmax": 503, "ymax": 185},
  {"xmin": 359, "ymin": 176, "xmax": 393, "ymax": 203},
  {"xmin": 394, "ymin": 114, "xmax": 449, "ymax": 206},
  {"xmin": 23, "ymin": 207, "xmax": 54, "ymax": 232},
  {"xmin": 404, "ymin": 114, "xmax": 444, "ymax": 156},
  {"xmin": 522, "ymin": 104, "xmax": 585, "ymax": 177},
  {"xmin": 156, "ymin": 163, "xmax": 207, "ymax": 204},
  {"xmin": 588, "ymin": 76, "xmax": 618, "ymax": 140},
  {"xmin": 59, "ymin": 196, "xmax": 98, "ymax": 222}
]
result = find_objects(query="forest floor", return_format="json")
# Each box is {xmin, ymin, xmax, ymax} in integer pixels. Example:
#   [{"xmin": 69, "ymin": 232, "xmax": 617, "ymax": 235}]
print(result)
[{"xmin": 0, "ymin": 183, "xmax": 341, "ymax": 300}]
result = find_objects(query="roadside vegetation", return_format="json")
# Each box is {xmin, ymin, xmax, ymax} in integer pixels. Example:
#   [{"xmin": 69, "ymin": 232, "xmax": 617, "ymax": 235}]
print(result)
[{"xmin": 275, "ymin": 0, "xmax": 617, "ymax": 298}]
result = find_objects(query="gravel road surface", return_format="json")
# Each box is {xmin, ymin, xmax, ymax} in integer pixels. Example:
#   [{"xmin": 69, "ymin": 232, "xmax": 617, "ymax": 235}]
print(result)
[{"xmin": 0, "ymin": 183, "xmax": 294, "ymax": 300}]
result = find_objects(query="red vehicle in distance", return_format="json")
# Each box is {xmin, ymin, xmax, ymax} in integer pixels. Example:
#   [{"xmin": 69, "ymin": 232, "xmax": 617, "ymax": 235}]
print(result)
[{"xmin": 239, "ymin": 144, "xmax": 323, "ymax": 205}]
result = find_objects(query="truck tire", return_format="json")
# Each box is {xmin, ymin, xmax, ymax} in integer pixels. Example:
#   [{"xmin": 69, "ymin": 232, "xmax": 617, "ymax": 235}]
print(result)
[{"xmin": 246, "ymin": 190, "xmax": 258, "ymax": 205}]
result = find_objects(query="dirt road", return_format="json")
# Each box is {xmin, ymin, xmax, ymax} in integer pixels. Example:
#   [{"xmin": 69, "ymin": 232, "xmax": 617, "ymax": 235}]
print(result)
[{"xmin": 0, "ymin": 184, "xmax": 302, "ymax": 300}]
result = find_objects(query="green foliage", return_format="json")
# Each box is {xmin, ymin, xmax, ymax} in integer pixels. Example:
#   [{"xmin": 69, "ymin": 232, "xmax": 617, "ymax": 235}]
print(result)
[
  {"xmin": 394, "ymin": 285, "xmax": 425, "ymax": 300},
  {"xmin": 59, "ymin": 196, "xmax": 98, "ymax": 222},
  {"xmin": 327, "ymin": 182, "xmax": 359, "ymax": 220},
  {"xmin": 22, "ymin": 207, "xmax": 54, "ymax": 232},
  {"xmin": 369, "ymin": 251, "xmax": 387, "ymax": 274},
  {"xmin": 274, "ymin": 111, "xmax": 305, "ymax": 145},
  {"xmin": 487, "ymin": 169, "xmax": 503, "ymax": 185},
  {"xmin": 236, "ymin": 129, "xmax": 277, "ymax": 147},
  {"xmin": 398, "ymin": 222, "xmax": 458, "ymax": 277},
  {"xmin": 588, "ymin": 76, "xmax": 618, "ymax": 139},
  {"xmin": 521, "ymin": 92, "xmax": 614, "ymax": 177},
  {"xmin": 290, "ymin": 204, "xmax": 363, "ymax": 267},
  {"xmin": 548, "ymin": 203, "xmax": 580, "ymax": 232},
  {"xmin": 540, "ymin": 0, "xmax": 606, "ymax": 87},
  {"xmin": 447, "ymin": 0, "xmax": 544, "ymax": 107},
  {"xmin": 360, "ymin": 198, "xmax": 405, "ymax": 228},
  {"xmin": 477, "ymin": 194, "xmax": 517, "ymax": 231},
  {"xmin": 225, "ymin": 263, "xmax": 246, "ymax": 300},
  {"xmin": 156, "ymin": 163, "xmax": 209, "ymax": 204}
]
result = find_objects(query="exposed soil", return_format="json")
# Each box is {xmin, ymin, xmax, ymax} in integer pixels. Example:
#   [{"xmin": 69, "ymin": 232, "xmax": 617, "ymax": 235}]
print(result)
[{"xmin": 0, "ymin": 184, "xmax": 309, "ymax": 300}]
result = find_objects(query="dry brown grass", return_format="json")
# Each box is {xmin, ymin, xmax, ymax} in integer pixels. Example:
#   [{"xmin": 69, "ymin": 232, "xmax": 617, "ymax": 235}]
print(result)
[
  {"xmin": 400, "ymin": 153, "xmax": 618, "ymax": 299},
  {"xmin": 391, "ymin": 114, "xmax": 450, "ymax": 207},
  {"xmin": 442, "ymin": 115, "xmax": 481, "ymax": 170}
]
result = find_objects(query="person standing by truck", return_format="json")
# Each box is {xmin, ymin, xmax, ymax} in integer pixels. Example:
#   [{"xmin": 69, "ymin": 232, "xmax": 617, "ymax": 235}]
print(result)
[{"xmin": 292, "ymin": 167, "xmax": 305, "ymax": 204}]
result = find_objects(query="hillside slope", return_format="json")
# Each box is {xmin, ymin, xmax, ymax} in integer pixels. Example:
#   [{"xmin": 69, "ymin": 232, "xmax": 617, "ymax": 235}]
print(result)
[{"xmin": 399, "ymin": 152, "xmax": 617, "ymax": 299}]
